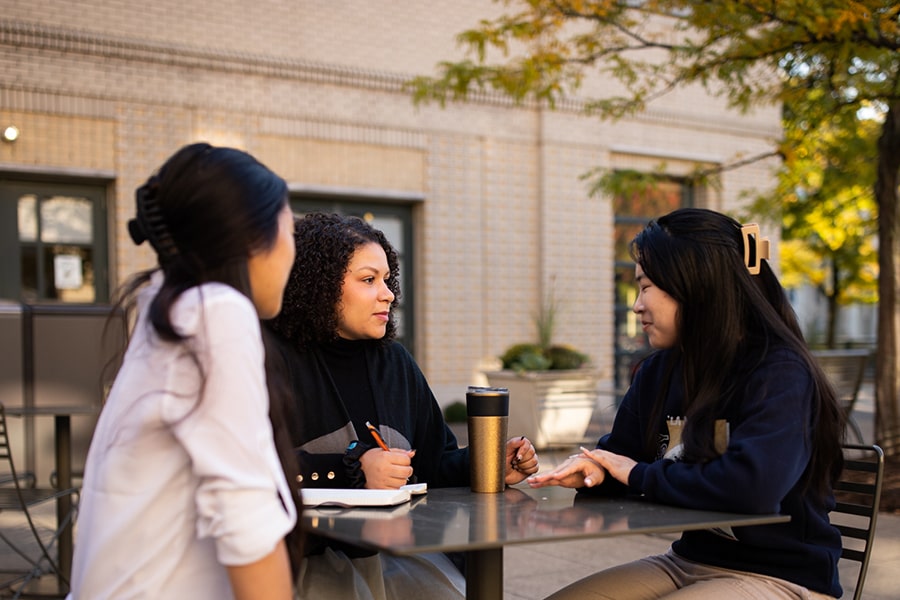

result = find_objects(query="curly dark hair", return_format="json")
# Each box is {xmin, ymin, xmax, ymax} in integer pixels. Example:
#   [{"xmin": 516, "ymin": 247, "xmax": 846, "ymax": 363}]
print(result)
[{"xmin": 266, "ymin": 212, "xmax": 401, "ymax": 348}]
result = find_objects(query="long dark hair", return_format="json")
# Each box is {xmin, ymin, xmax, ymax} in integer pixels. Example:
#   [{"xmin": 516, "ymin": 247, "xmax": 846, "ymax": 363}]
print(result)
[
  {"xmin": 112, "ymin": 142, "xmax": 304, "ymax": 572},
  {"xmin": 631, "ymin": 208, "xmax": 844, "ymax": 499},
  {"xmin": 120, "ymin": 143, "xmax": 288, "ymax": 337},
  {"xmin": 266, "ymin": 212, "xmax": 401, "ymax": 348}
]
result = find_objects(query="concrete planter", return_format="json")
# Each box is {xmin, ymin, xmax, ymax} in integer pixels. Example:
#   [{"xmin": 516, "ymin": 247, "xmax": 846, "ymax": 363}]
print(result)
[{"xmin": 484, "ymin": 369, "xmax": 602, "ymax": 449}]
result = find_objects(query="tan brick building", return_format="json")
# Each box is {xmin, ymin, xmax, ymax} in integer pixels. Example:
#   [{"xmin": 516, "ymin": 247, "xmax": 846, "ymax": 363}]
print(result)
[{"xmin": 0, "ymin": 0, "xmax": 780, "ymax": 422}]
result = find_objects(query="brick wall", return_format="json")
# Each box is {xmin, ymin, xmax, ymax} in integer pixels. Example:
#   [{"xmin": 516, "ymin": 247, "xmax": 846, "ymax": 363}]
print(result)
[{"xmin": 0, "ymin": 2, "xmax": 780, "ymax": 406}]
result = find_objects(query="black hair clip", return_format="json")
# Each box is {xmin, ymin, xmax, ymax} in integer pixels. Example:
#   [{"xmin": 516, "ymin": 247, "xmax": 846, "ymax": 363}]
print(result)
[
  {"xmin": 130, "ymin": 177, "xmax": 178, "ymax": 263},
  {"xmin": 127, "ymin": 217, "xmax": 147, "ymax": 246}
]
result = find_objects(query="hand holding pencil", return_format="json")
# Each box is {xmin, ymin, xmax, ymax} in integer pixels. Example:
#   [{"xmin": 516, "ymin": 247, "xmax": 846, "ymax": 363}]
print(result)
[
  {"xmin": 360, "ymin": 421, "xmax": 416, "ymax": 489},
  {"xmin": 366, "ymin": 421, "xmax": 391, "ymax": 451}
]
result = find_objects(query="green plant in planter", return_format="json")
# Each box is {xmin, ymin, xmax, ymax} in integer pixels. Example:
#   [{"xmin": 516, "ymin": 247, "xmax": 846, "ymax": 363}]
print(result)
[
  {"xmin": 501, "ymin": 342, "xmax": 588, "ymax": 372},
  {"xmin": 545, "ymin": 344, "xmax": 589, "ymax": 370},
  {"xmin": 499, "ymin": 283, "xmax": 590, "ymax": 372},
  {"xmin": 501, "ymin": 343, "xmax": 551, "ymax": 371},
  {"xmin": 443, "ymin": 400, "xmax": 467, "ymax": 423}
]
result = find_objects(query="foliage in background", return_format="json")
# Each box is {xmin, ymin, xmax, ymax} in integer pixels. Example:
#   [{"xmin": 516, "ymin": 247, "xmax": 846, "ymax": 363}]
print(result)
[
  {"xmin": 500, "ymin": 284, "xmax": 589, "ymax": 372},
  {"xmin": 747, "ymin": 93, "xmax": 880, "ymax": 347},
  {"xmin": 443, "ymin": 400, "xmax": 468, "ymax": 423},
  {"xmin": 409, "ymin": 0, "xmax": 900, "ymax": 454},
  {"xmin": 589, "ymin": 113, "xmax": 879, "ymax": 350}
]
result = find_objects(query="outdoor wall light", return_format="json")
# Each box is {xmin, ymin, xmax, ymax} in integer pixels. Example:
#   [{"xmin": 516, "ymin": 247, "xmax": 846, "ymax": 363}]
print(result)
[{"xmin": 3, "ymin": 125, "xmax": 20, "ymax": 142}]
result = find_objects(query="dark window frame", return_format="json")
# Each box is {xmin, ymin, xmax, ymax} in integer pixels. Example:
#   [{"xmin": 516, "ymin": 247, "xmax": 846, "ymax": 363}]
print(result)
[
  {"xmin": 613, "ymin": 175, "xmax": 693, "ymax": 396},
  {"xmin": 0, "ymin": 179, "xmax": 110, "ymax": 304}
]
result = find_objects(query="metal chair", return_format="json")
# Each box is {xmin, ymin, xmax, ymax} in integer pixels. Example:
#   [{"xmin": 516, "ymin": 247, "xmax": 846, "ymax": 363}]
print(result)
[
  {"xmin": 0, "ymin": 403, "xmax": 78, "ymax": 599},
  {"xmin": 832, "ymin": 443, "xmax": 884, "ymax": 600},
  {"xmin": 812, "ymin": 349, "xmax": 870, "ymax": 443}
]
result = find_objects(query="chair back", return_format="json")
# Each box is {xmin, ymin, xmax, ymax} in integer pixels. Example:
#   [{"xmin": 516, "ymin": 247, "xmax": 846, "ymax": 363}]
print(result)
[
  {"xmin": 812, "ymin": 349, "xmax": 871, "ymax": 443},
  {"xmin": 0, "ymin": 403, "xmax": 39, "ymax": 501},
  {"xmin": 1, "ymin": 402, "xmax": 77, "ymax": 595},
  {"xmin": 832, "ymin": 443, "xmax": 883, "ymax": 600},
  {"xmin": 811, "ymin": 350, "xmax": 869, "ymax": 411},
  {"xmin": 0, "ymin": 404, "xmax": 21, "ymax": 483}
]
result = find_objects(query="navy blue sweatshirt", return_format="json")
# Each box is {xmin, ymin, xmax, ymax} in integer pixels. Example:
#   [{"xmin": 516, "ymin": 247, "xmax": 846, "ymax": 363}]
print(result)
[{"xmin": 579, "ymin": 347, "xmax": 843, "ymax": 597}]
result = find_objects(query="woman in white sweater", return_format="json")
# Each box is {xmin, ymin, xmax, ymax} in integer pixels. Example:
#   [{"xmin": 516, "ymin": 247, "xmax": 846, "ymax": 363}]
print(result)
[{"xmin": 68, "ymin": 143, "xmax": 301, "ymax": 600}]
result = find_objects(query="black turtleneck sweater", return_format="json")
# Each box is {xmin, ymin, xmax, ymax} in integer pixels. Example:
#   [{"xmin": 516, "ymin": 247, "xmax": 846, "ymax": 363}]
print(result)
[
  {"xmin": 319, "ymin": 338, "xmax": 380, "ymax": 447},
  {"xmin": 270, "ymin": 333, "xmax": 469, "ymax": 490}
]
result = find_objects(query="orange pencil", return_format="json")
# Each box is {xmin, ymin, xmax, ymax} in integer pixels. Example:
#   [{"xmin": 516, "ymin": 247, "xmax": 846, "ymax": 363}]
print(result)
[{"xmin": 365, "ymin": 421, "xmax": 390, "ymax": 451}]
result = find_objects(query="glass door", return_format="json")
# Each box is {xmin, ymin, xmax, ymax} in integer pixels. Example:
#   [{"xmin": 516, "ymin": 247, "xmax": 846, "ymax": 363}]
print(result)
[{"xmin": 0, "ymin": 181, "xmax": 109, "ymax": 303}]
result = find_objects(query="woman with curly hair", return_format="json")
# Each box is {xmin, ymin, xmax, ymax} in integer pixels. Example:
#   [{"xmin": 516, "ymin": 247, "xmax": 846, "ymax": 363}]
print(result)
[
  {"xmin": 266, "ymin": 212, "xmax": 539, "ymax": 599},
  {"xmin": 529, "ymin": 208, "xmax": 845, "ymax": 599}
]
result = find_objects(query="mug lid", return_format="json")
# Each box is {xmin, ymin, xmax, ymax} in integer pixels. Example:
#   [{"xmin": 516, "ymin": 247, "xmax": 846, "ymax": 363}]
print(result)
[{"xmin": 466, "ymin": 386, "xmax": 509, "ymax": 416}]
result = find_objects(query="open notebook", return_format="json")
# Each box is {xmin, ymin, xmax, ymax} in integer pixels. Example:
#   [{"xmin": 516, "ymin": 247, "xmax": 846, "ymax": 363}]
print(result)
[{"xmin": 301, "ymin": 483, "xmax": 426, "ymax": 508}]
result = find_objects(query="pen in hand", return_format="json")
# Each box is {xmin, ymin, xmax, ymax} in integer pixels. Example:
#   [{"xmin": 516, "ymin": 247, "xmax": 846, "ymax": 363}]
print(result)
[
  {"xmin": 366, "ymin": 421, "xmax": 391, "ymax": 452},
  {"xmin": 512, "ymin": 435, "xmax": 525, "ymax": 472}
]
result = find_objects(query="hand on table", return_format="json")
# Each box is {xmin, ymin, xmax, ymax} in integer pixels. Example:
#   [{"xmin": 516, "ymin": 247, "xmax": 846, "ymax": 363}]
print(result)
[
  {"xmin": 505, "ymin": 436, "xmax": 539, "ymax": 484},
  {"xmin": 578, "ymin": 447, "xmax": 636, "ymax": 486},
  {"xmin": 526, "ymin": 451, "xmax": 607, "ymax": 489},
  {"xmin": 360, "ymin": 448, "xmax": 416, "ymax": 489}
]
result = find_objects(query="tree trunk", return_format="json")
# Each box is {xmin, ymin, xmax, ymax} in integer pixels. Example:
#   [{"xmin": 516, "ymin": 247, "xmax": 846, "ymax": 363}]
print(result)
[{"xmin": 875, "ymin": 102, "xmax": 900, "ymax": 456}]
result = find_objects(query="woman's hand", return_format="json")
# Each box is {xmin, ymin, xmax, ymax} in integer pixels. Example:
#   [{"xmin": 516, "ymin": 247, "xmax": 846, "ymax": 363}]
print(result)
[
  {"xmin": 579, "ymin": 447, "xmax": 636, "ymax": 486},
  {"xmin": 526, "ymin": 453, "xmax": 606, "ymax": 489},
  {"xmin": 360, "ymin": 448, "xmax": 415, "ymax": 489},
  {"xmin": 505, "ymin": 436, "xmax": 539, "ymax": 484}
]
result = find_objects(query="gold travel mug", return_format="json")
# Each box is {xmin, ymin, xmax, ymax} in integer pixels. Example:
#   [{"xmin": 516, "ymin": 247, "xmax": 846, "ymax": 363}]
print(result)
[{"xmin": 466, "ymin": 386, "xmax": 509, "ymax": 493}]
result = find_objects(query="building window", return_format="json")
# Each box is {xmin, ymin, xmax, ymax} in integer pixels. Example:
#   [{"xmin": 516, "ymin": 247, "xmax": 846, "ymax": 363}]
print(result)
[
  {"xmin": 0, "ymin": 181, "xmax": 109, "ymax": 303},
  {"xmin": 613, "ymin": 177, "xmax": 690, "ymax": 394},
  {"xmin": 289, "ymin": 196, "xmax": 415, "ymax": 356}
]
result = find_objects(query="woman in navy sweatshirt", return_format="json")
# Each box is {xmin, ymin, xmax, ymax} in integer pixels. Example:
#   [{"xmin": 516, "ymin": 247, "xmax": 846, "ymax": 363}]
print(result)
[{"xmin": 529, "ymin": 208, "xmax": 845, "ymax": 599}]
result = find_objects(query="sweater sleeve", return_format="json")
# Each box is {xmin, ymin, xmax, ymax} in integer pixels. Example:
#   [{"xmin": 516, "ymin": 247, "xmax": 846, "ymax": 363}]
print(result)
[
  {"xmin": 163, "ymin": 288, "xmax": 296, "ymax": 566},
  {"xmin": 577, "ymin": 359, "xmax": 651, "ymax": 497},
  {"xmin": 629, "ymin": 352, "xmax": 816, "ymax": 514},
  {"xmin": 295, "ymin": 450, "xmax": 357, "ymax": 488},
  {"xmin": 382, "ymin": 343, "xmax": 470, "ymax": 487}
]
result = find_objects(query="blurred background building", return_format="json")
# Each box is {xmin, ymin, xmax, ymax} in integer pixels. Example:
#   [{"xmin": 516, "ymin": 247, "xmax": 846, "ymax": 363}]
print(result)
[{"xmin": 1, "ymin": 1, "xmax": 782, "ymax": 474}]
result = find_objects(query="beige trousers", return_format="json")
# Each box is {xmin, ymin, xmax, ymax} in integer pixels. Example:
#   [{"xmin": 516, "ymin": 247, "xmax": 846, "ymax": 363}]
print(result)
[{"xmin": 546, "ymin": 550, "xmax": 837, "ymax": 600}]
